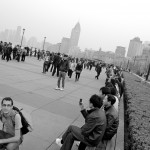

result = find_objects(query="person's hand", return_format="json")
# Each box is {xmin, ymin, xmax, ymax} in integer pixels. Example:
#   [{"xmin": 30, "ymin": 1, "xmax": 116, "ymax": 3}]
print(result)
[{"xmin": 79, "ymin": 101, "xmax": 84, "ymax": 110}]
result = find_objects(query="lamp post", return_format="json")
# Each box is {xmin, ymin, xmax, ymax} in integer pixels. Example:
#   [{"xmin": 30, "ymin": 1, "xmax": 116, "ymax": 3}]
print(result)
[
  {"xmin": 43, "ymin": 37, "xmax": 46, "ymax": 51},
  {"xmin": 21, "ymin": 28, "xmax": 25, "ymax": 47}
]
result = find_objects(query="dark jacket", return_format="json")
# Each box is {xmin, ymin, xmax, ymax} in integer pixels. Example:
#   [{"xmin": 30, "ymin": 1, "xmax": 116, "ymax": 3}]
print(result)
[
  {"xmin": 53, "ymin": 54, "xmax": 60, "ymax": 66},
  {"xmin": 103, "ymin": 106, "xmax": 119, "ymax": 140},
  {"xmin": 75, "ymin": 63, "xmax": 83, "ymax": 72},
  {"xmin": 59, "ymin": 59, "xmax": 69, "ymax": 72},
  {"xmin": 95, "ymin": 64, "xmax": 102, "ymax": 73},
  {"xmin": 81, "ymin": 108, "xmax": 107, "ymax": 146}
]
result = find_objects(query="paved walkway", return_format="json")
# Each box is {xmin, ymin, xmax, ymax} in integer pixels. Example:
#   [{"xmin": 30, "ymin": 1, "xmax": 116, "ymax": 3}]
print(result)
[{"xmin": 0, "ymin": 57, "xmax": 124, "ymax": 150}]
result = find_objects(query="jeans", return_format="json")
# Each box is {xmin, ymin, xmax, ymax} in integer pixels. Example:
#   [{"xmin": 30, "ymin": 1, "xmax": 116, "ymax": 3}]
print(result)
[
  {"xmin": 68, "ymin": 69, "xmax": 73, "ymax": 78},
  {"xmin": 61, "ymin": 125, "xmax": 91, "ymax": 150},
  {"xmin": 75, "ymin": 72, "xmax": 81, "ymax": 81},
  {"xmin": 57, "ymin": 71, "xmax": 66, "ymax": 88},
  {"xmin": 52, "ymin": 64, "xmax": 57, "ymax": 76}
]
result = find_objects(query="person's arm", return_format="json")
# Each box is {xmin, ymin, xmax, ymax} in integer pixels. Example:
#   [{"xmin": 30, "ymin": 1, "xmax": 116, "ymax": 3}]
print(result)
[
  {"xmin": 79, "ymin": 101, "xmax": 88, "ymax": 118},
  {"xmin": 106, "ymin": 114, "xmax": 115, "ymax": 130},
  {"xmin": 81, "ymin": 116, "xmax": 97, "ymax": 136},
  {"xmin": 0, "ymin": 114, "xmax": 22, "ymax": 144}
]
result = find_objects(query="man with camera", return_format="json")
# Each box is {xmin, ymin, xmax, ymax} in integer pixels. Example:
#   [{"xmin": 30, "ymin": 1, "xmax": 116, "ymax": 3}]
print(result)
[{"xmin": 56, "ymin": 94, "xmax": 106, "ymax": 150}]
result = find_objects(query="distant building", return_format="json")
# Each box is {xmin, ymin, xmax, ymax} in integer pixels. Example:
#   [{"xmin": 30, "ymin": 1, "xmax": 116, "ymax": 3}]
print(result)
[
  {"xmin": 142, "ymin": 48, "xmax": 150, "ymax": 56},
  {"xmin": 60, "ymin": 22, "xmax": 81, "ymax": 55},
  {"xmin": 127, "ymin": 37, "xmax": 143, "ymax": 58},
  {"xmin": 60, "ymin": 37, "xmax": 70, "ymax": 54},
  {"xmin": 142, "ymin": 41, "xmax": 150, "ymax": 56},
  {"xmin": 27, "ymin": 37, "xmax": 38, "ymax": 48},
  {"xmin": 115, "ymin": 46, "xmax": 126, "ymax": 57},
  {"xmin": 69, "ymin": 22, "xmax": 81, "ymax": 52},
  {"xmin": 15, "ymin": 26, "xmax": 21, "ymax": 45}
]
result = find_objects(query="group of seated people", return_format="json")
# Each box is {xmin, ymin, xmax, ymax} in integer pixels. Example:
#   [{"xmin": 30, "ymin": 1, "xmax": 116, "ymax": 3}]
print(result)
[{"xmin": 55, "ymin": 66, "xmax": 124, "ymax": 150}]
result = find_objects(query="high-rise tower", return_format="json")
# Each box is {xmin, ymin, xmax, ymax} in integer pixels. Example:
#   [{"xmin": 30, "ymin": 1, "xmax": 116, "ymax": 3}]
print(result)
[{"xmin": 69, "ymin": 22, "xmax": 81, "ymax": 49}]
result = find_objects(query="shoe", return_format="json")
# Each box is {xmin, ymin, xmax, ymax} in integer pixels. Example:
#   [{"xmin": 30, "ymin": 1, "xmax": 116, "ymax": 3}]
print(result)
[
  {"xmin": 56, "ymin": 138, "xmax": 62, "ymax": 147},
  {"xmin": 55, "ymin": 87, "xmax": 60, "ymax": 90},
  {"xmin": 60, "ymin": 88, "xmax": 64, "ymax": 91}
]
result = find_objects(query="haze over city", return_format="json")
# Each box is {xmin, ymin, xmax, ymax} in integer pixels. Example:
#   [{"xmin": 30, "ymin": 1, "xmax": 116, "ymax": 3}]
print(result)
[{"xmin": 0, "ymin": 0, "xmax": 150, "ymax": 52}]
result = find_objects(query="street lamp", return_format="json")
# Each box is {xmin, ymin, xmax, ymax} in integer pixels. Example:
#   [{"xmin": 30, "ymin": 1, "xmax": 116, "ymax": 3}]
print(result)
[
  {"xmin": 21, "ymin": 28, "xmax": 25, "ymax": 47},
  {"xmin": 43, "ymin": 37, "xmax": 46, "ymax": 51}
]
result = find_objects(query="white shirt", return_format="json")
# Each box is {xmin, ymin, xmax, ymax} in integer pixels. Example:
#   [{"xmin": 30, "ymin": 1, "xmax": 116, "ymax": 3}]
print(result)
[{"xmin": 113, "ymin": 96, "xmax": 119, "ymax": 111}]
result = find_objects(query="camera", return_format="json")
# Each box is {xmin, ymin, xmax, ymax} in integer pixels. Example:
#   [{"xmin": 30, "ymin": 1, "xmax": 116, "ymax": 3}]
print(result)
[{"xmin": 79, "ymin": 99, "xmax": 82, "ymax": 104}]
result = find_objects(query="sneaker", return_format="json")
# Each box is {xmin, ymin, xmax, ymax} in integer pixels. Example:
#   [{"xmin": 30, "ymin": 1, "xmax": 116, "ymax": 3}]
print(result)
[
  {"xmin": 56, "ymin": 138, "xmax": 62, "ymax": 147},
  {"xmin": 60, "ymin": 88, "xmax": 64, "ymax": 91},
  {"xmin": 55, "ymin": 87, "xmax": 60, "ymax": 90}
]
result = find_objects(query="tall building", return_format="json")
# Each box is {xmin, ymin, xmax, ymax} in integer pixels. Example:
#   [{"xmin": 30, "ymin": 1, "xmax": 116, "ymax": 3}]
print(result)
[
  {"xmin": 115, "ymin": 46, "xmax": 126, "ymax": 57},
  {"xmin": 69, "ymin": 22, "xmax": 81, "ymax": 49},
  {"xmin": 127, "ymin": 37, "xmax": 143, "ymax": 58},
  {"xmin": 60, "ymin": 22, "xmax": 81, "ymax": 54},
  {"xmin": 15, "ymin": 26, "xmax": 21, "ymax": 45},
  {"xmin": 60, "ymin": 37, "xmax": 70, "ymax": 54}
]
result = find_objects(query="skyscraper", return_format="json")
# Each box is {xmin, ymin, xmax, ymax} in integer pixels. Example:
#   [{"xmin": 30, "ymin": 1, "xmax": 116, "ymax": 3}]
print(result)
[
  {"xmin": 60, "ymin": 22, "xmax": 81, "ymax": 54},
  {"xmin": 69, "ymin": 22, "xmax": 81, "ymax": 49},
  {"xmin": 127, "ymin": 37, "xmax": 143, "ymax": 58}
]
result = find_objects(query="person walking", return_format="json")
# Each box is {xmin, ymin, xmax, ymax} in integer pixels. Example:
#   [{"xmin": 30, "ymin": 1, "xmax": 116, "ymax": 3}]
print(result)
[
  {"xmin": 75, "ymin": 61, "xmax": 83, "ymax": 82},
  {"xmin": 68, "ymin": 59, "xmax": 76, "ymax": 78},
  {"xmin": 95, "ymin": 63, "xmax": 102, "ymax": 79},
  {"xmin": 55, "ymin": 55, "xmax": 69, "ymax": 91}
]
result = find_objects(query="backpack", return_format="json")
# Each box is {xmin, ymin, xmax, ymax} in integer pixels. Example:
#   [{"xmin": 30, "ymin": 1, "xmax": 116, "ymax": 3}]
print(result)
[{"xmin": 12, "ymin": 106, "xmax": 33, "ymax": 135}]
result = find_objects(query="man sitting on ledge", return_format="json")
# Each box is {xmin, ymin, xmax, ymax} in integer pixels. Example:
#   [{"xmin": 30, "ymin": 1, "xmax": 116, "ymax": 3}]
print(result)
[{"xmin": 56, "ymin": 94, "xmax": 107, "ymax": 150}]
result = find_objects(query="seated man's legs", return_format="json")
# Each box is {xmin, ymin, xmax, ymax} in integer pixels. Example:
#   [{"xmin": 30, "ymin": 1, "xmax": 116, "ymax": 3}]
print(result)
[
  {"xmin": 60, "ymin": 125, "xmax": 91, "ymax": 150},
  {"xmin": 78, "ymin": 142, "xmax": 87, "ymax": 150}
]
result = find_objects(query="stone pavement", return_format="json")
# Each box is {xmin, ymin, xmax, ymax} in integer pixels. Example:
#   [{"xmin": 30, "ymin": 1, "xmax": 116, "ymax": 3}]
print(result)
[{"xmin": 0, "ymin": 57, "xmax": 124, "ymax": 150}]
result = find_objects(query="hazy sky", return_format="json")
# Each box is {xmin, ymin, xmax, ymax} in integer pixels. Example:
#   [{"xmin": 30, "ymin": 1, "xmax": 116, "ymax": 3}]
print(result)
[{"xmin": 0, "ymin": 0, "xmax": 150, "ymax": 52}]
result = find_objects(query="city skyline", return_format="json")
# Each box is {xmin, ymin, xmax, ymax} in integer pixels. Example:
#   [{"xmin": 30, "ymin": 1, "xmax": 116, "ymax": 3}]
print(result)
[{"xmin": 0, "ymin": 0, "xmax": 150, "ymax": 52}]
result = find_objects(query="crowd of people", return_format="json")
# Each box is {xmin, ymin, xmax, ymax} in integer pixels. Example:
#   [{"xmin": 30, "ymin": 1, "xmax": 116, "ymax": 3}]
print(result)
[
  {"xmin": 55, "ymin": 64, "xmax": 124, "ymax": 150},
  {"xmin": 41, "ymin": 52, "xmax": 99, "ymax": 90},
  {"xmin": 0, "ymin": 40, "xmax": 124, "ymax": 150}
]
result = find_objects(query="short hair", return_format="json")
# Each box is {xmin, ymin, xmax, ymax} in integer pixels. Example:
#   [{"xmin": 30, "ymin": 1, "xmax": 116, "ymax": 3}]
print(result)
[
  {"xmin": 64, "ymin": 54, "xmax": 68, "ymax": 57},
  {"xmin": 107, "ymin": 94, "xmax": 116, "ymax": 105},
  {"xmin": 89, "ymin": 94, "xmax": 103, "ymax": 108},
  {"xmin": 100, "ymin": 87, "xmax": 111, "ymax": 95},
  {"xmin": 1, "ymin": 97, "xmax": 13, "ymax": 106},
  {"xmin": 110, "ymin": 87, "xmax": 117, "ymax": 96}
]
